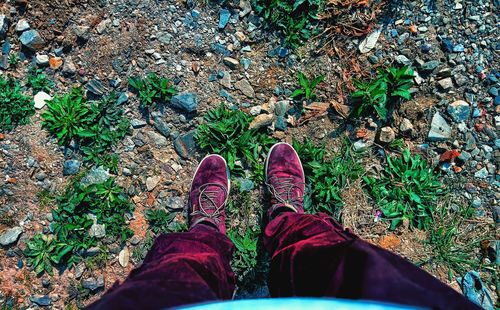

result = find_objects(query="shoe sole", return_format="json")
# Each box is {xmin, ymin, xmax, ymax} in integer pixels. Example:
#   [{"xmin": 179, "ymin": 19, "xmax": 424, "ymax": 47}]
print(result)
[
  {"xmin": 265, "ymin": 142, "xmax": 305, "ymax": 184},
  {"xmin": 189, "ymin": 154, "xmax": 231, "ymax": 206}
]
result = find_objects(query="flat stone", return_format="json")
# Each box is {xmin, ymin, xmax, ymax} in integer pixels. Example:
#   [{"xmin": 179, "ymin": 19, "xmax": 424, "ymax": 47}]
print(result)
[
  {"xmin": 174, "ymin": 131, "xmax": 196, "ymax": 159},
  {"xmin": 147, "ymin": 131, "xmax": 168, "ymax": 148},
  {"xmin": 420, "ymin": 60, "xmax": 440, "ymax": 72},
  {"xmin": 171, "ymin": 93, "xmax": 198, "ymax": 113},
  {"xmin": 34, "ymin": 91, "xmax": 52, "ymax": 109},
  {"xmin": 63, "ymin": 160, "xmax": 81, "ymax": 175},
  {"xmin": 86, "ymin": 79, "xmax": 107, "ymax": 96},
  {"xmin": 73, "ymin": 25, "xmax": 90, "ymax": 41},
  {"xmin": 474, "ymin": 167, "xmax": 488, "ymax": 179},
  {"xmin": 62, "ymin": 58, "xmax": 77, "ymax": 76},
  {"xmin": 219, "ymin": 71, "xmax": 232, "ymax": 88},
  {"xmin": 0, "ymin": 227, "xmax": 23, "ymax": 246},
  {"xmin": 82, "ymin": 276, "xmax": 104, "ymax": 291},
  {"xmin": 223, "ymin": 57, "xmax": 239, "ymax": 70},
  {"xmin": 447, "ymin": 100, "xmax": 470, "ymax": 122},
  {"xmin": 428, "ymin": 113, "xmax": 451, "ymax": 141},
  {"xmin": 118, "ymin": 247, "xmax": 129, "ymax": 267},
  {"xmin": 30, "ymin": 295, "xmax": 51, "ymax": 307},
  {"xmin": 16, "ymin": 19, "xmax": 30, "ymax": 32},
  {"xmin": 395, "ymin": 55, "xmax": 412, "ymax": 66},
  {"xmin": 399, "ymin": 118, "xmax": 413, "ymax": 132},
  {"xmin": 249, "ymin": 114, "xmax": 274, "ymax": 130},
  {"xmin": 19, "ymin": 30, "xmax": 45, "ymax": 51},
  {"xmin": 437, "ymin": 78, "xmax": 453, "ymax": 91},
  {"xmin": 131, "ymin": 118, "xmax": 147, "ymax": 128},
  {"xmin": 359, "ymin": 28, "xmax": 381, "ymax": 53},
  {"xmin": 165, "ymin": 196, "xmax": 185, "ymax": 211},
  {"xmin": 146, "ymin": 176, "xmax": 161, "ymax": 191},
  {"xmin": 234, "ymin": 79, "xmax": 255, "ymax": 98},
  {"xmin": 89, "ymin": 223, "xmax": 106, "ymax": 238}
]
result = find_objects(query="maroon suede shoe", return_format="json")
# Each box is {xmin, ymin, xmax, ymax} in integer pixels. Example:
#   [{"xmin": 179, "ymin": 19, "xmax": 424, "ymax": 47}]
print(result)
[
  {"xmin": 265, "ymin": 142, "xmax": 305, "ymax": 219},
  {"xmin": 189, "ymin": 154, "xmax": 230, "ymax": 234}
]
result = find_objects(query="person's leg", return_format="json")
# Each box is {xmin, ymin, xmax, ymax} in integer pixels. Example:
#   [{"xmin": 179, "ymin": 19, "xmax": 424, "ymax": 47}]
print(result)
[
  {"xmin": 263, "ymin": 143, "xmax": 480, "ymax": 310},
  {"xmin": 88, "ymin": 155, "xmax": 235, "ymax": 309}
]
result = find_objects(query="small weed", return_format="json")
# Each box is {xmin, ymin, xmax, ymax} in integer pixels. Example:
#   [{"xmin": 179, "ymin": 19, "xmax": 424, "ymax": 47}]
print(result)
[
  {"xmin": 8, "ymin": 54, "xmax": 18, "ymax": 67},
  {"xmin": 195, "ymin": 104, "xmax": 276, "ymax": 182},
  {"xmin": 228, "ymin": 228, "xmax": 259, "ymax": 275},
  {"xmin": 145, "ymin": 209, "xmax": 188, "ymax": 234},
  {"xmin": 26, "ymin": 67, "xmax": 54, "ymax": 93},
  {"xmin": 37, "ymin": 189, "xmax": 56, "ymax": 209},
  {"xmin": 254, "ymin": 0, "xmax": 321, "ymax": 48},
  {"xmin": 128, "ymin": 73, "xmax": 177, "ymax": 112},
  {"xmin": 423, "ymin": 198, "xmax": 495, "ymax": 285},
  {"xmin": 42, "ymin": 89, "xmax": 129, "ymax": 169},
  {"xmin": 363, "ymin": 148, "xmax": 445, "ymax": 230},
  {"xmin": 46, "ymin": 177, "xmax": 134, "ymax": 268},
  {"xmin": 291, "ymin": 71, "xmax": 325, "ymax": 101},
  {"xmin": 294, "ymin": 138, "xmax": 364, "ymax": 218},
  {"xmin": 85, "ymin": 250, "xmax": 109, "ymax": 270},
  {"xmin": 132, "ymin": 233, "xmax": 154, "ymax": 264},
  {"xmin": 0, "ymin": 76, "xmax": 34, "ymax": 132},
  {"xmin": 351, "ymin": 66, "xmax": 414, "ymax": 121},
  {"xmin": 24, "ymin": 234, "xmax": 73, "ymax": 276}
]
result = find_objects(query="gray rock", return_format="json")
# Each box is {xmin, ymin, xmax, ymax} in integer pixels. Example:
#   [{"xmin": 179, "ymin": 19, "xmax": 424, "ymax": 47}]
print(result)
[
  {"xmin": 153, "ymin": 115, "xmax": 171, "ymax": 137},
  {"xmin": 30, "ymin": 295, "xmax": 51, "ymax": 307},
  {"xmin": 131, "ymin": 118, "xmax": 147, "ymax": 129},
  {"xmin": 74, "ymin": 262, "xmax": 85, "ymax": 279},
  {"xmin": 174, "ymin": 131, "xmax": 196, "ymax": 159},
  {"xmin": 166, "ymin": 196, "xmax": 185, "ymax": 211},
  {"xmin": 63, "ymin": 160, "xmax": 81, "ymax": 175},
  {"xmin": 275, "ymin": 116, "xmax": 287, "ymax": 131},
  {"xmin": 130, "ymin": 235, "xmax": 141, "ymax": 245},
  {"xmin": 62, "ymin": 58, "xmax": 77, "ymax": 76},
  {"xmin": 379, "ymin": 127, "xmax": 395, "ymax": 143},
  {"xmin": 234, "ymin": 79, "xmax": 255, "ymax": 98},
  {"xmin": 395, "ymin": 55, "xmax": 412, "ymax": 66},
  {"xmin": 239, "ymin": 179, "xmax": 254, "ymax": 192},
  {"xmin": 80, "ymin": 166, "xmax": 110, "ymax": 187},
  {"xmin": 16, "ymin": 19, "xmax": 30, "ymax": 32},
  {"xmin": 73, "ymin": 25, "xmax": 91, "ymax": 41},
  {"xmin": 353, "ymin": 140, "xmax": 370, "ymax": 152},
  {"xmin": 89, "ymin": 223, "xmax": 106, "ymax": 238},
  {"xmin": 82, "ymin": 276, "xmax": 104, "ymax": 291},
  {"xmin": 146, "ymin": 176, "xmax": 161, "ymax": 191},
  {"xmin": 0, "ymin": 15, "xmax": 8, "ymax": 39},
  {"xmin": 171, "ymin": 93, "xmax": 198, "ymax": 113},
  {"xmin": 0, "ymin": 227, "xmax": 23, "ymax": 246},
  {"xmin": 147, "ymin": 131, "xmax": 168, "ymax": 148},
  {"xmin": 19, "ymin": 30, "xmax": 45, "ymax": 51},
  {"xmin": 86, "ymin": 79, "xmax": 107, "ymax": 96},
  {"xmin": 428, "ymin": 113, "xmax": 451, "ymax": 141},
  {"xmin": 157, "ymin": 32, "xmax": 173, "ymax": 44},
  {"xmin": 399, "ymin": 118, "xmax": 413, "ymax": 132},
  {"xmin": 219, "ymin": 71, "xmax": 232, "ymax": 88},
  {"xmin": 474, "ymin": 167, "xmax": 488, "ymax": 179},
  {"xmin": 447, "ymin": 100, "xmax": 470, "ymax": 122},
  {"xmin": 420, "ymin": 60, "xmax": 440, "ymax": 72},
  {"xmin": 117, "ymin": 92, "xmax": 129, "ymax": 105},
  {"xmin": 437, "ymin": 78, "xmax": 453, "ymax": 91}
]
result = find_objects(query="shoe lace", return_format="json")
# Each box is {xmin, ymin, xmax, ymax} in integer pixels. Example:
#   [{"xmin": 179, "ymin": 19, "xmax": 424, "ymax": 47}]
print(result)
[
  {"xmin": 190, "ymin": 183, "xmax": 228, "ymax": 223},
  {"xmin": 265, "ymin": 176, "xmax": 304, "ymax": 212}
]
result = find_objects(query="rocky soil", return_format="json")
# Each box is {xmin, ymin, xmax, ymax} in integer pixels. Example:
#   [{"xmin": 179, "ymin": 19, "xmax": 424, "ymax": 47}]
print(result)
[{"xmin": 0, "ymin": 0, "xmax": 498, "ymax": 308}]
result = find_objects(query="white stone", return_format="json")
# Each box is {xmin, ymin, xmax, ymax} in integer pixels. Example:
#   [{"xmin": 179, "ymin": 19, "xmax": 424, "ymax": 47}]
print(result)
[
  {"xmin": 35, "ymin": 54, "xmax": 49, "ymax": 66},
  {"xmin": 34, "ymin": 91, "xmax": 52, "ymax": 109},
  {"xmin": 146, "ymin": 175, "xmax": 161, "ymax": 191},
  {"xmin": 16, "ymin": 19, "xmax": 30, "ymax": 32}
]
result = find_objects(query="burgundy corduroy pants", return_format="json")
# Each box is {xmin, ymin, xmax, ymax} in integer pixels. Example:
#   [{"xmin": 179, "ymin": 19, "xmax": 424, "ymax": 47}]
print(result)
[{"xmin": 88, "ymin": 212, "xmax": 479, "ymax": 310}]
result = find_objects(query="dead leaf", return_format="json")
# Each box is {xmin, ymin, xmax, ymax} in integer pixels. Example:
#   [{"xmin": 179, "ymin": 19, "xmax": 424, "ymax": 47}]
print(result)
[{"xmin": 331, "ymin": 100, "xmax": 350, "ymax": 118}]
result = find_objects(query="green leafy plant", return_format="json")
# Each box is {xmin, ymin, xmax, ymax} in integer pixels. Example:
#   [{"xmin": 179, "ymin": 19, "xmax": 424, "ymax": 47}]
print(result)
[
  {"xmin": 363, "ymin": 148, "xmax": 445, "ymax": 230},
  {"xmin": 26, "ymin": 67, "xmax": 54, "ymax": 93},
  {"xmin": 42, "ymin": 89, "xmax": 129, "ymax": 169},
  {"xmin": 25, "ymin": 234, "xmax": 73, "ymax": 276},
  {"xmin": 128, "ymin": 73, "xmax": 177, "ymax": 111},
  {"xmin": 291, "ymin": 71, "xmax": 325, "ymax": 101},
  {"xmin": 254, "ymin": 0, "xmax": 322, "ymax": 48},
  {"xmin": 228, "ymin": 228, "xmax": 259, "ymax": 273},
  {"xmin": 42, "ymin": 88, "xmax": 92, "ymax": 145},
  {"xmin": 146, "ymin": 209, "xmax": 187, "ymax": 234},
  {"xmin": 195, "ymin": 104, "xmax": 276, "ymax": 182},
  {"xmin": 351, "ymin": 66, "xmax": 414, "ymax": 120},
  {"xmin": 0, "ymin": 76, "xmax": 34, "ymax": 132},
  {"xmin": 9, "ymin": 53, "xmax": 18, "ymax": 66},
  {"xmin": 46, "ymin": 177, "xmax": 134, "ymax": 267},
  {"xmin": 294, "ymin": 138, "xmax": 364, "ymax": 217}
]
